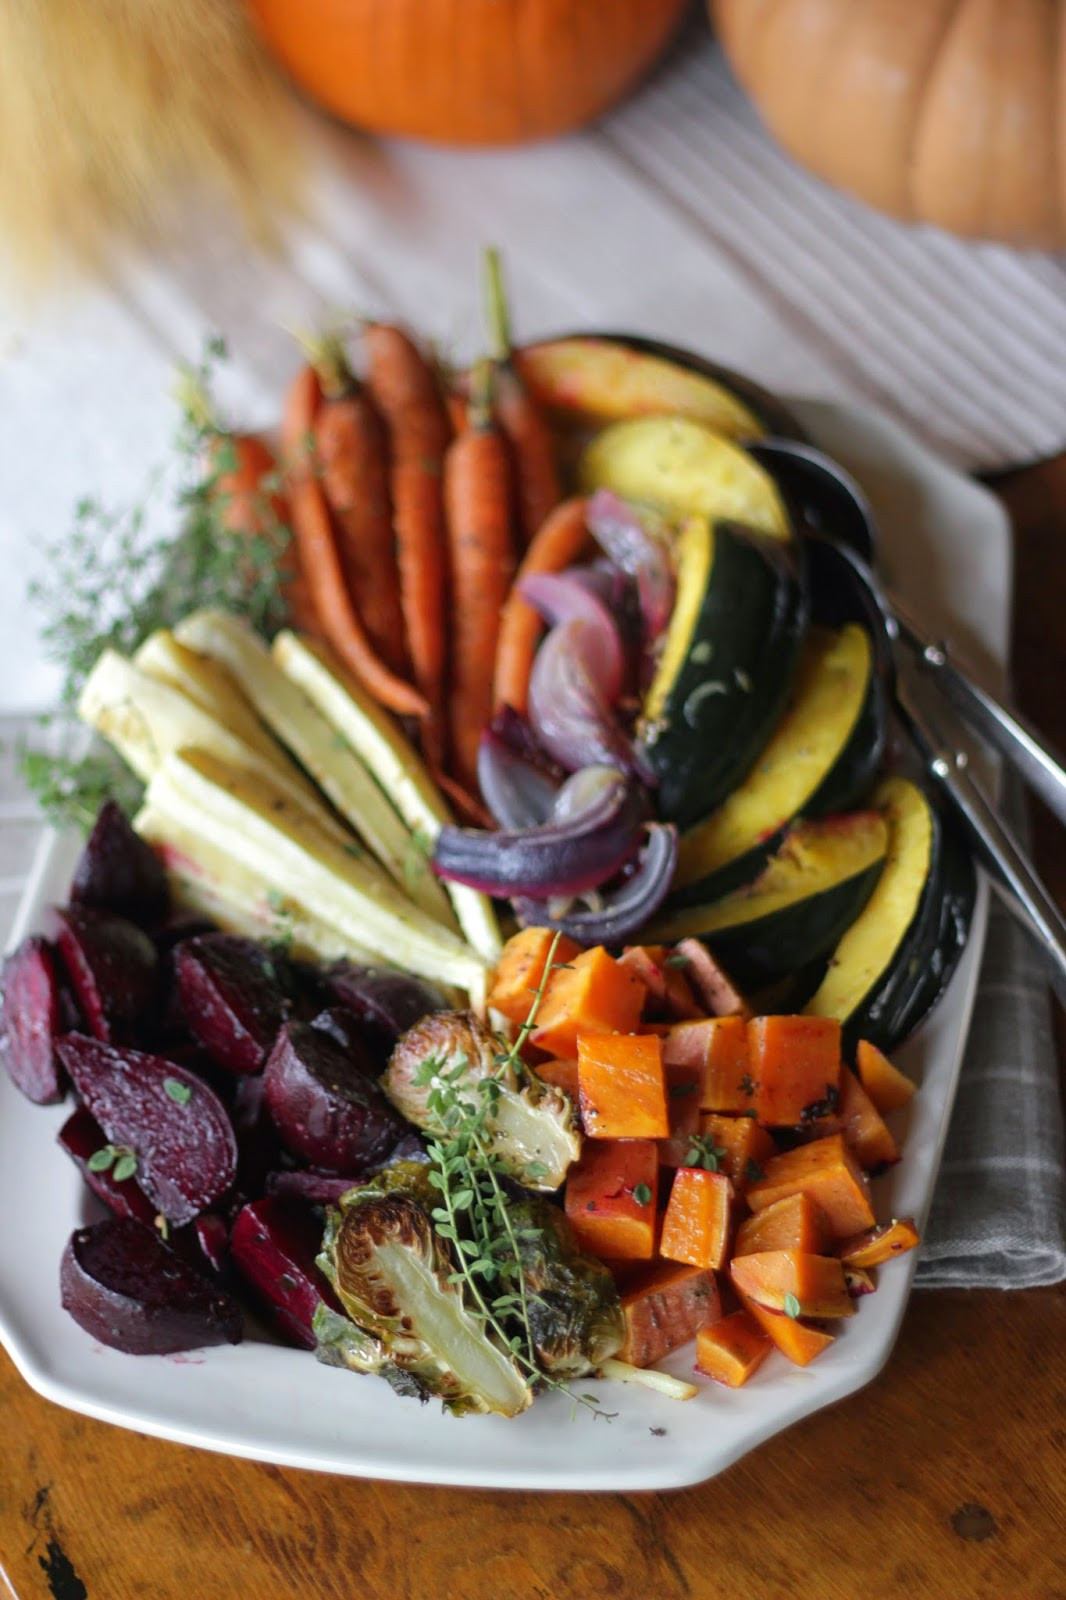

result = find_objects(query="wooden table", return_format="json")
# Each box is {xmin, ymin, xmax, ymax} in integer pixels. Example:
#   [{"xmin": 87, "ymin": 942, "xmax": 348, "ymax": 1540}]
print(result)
[{"xmin": 2, "ymin": 463, "xmax": 1065, "ymax": 1600}]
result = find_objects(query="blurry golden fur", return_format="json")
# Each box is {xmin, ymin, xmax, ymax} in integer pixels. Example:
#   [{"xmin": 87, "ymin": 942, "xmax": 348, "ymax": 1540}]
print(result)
[{"xmin": 0, "ymin": 0, "xmax": 303, "ymax": 286}]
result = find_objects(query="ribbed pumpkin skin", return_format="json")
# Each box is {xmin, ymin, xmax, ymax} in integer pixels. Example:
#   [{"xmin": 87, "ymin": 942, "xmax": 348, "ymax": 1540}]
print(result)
[
  {"xmin": 712, "ymin": 0, "xmax": 1066, "ymax": 249},
  {"xmin": 248, "ymin": 0, "xmax": 688, "ymax": 145}
]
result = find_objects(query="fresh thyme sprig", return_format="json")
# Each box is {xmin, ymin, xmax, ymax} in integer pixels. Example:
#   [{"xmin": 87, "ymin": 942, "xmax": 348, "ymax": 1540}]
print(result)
[
  {"xmin": 414, "ymin": 934, "xmax": 613, "ymax": 1420},
  {"xmin": 19, "ymin": 336, "xmax": 293, "ymax": 829}
]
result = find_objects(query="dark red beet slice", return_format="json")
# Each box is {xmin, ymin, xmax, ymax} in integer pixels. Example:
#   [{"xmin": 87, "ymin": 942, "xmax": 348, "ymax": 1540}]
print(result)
[
  {"xmin": 265, "ymin": 1169, "xmax": 360, "ymax": 1206},
  {"xmin": 263, "ymin": 1022, "xmax": 406, "ymax": 1174},
  {"xmin": 0, "ymin": 936, "xmax": 65, "ymax": 1103},
  {"xmin": 229, "ymin": 1073, "xmax": 284, "ymax": 1207},
  {"xmin": 69, "ymin": 800, "xmax": 170, "ymax": 927},
  {"xmin": 57, "ymin": 1105, "xmax": 158, "ymax": 1225},
  {"xmin": 56, "ymin": 1034, "xmax": 237, "ymax": 1226},
  {"xmin": 189, "ymin": 1213, "xmax": 230, "ymax": 1277},
  {"xmin": 308, "ymin": 1007, "xmax": 378, "ymax": 1075},
  {"xmin": 327, "ymin": 962, "xmax": 445, "ymax": 1063},
  {"xmin": 230, "ymin": 1196, "xmax": 340, "ymax": 1349},
  {"xmin": 47, "ymin": 906, "xmax": 158, "ymax": 1043},
  {"xmin": 175, "ymin": 934, "xmax": 290, "ymax": 1075},
  {"xmin": 60, "ymin": 1217, "xmax": 242, "ymax": 1354},
  {"xmin": 153, "ymin": 911, "xmax": 217, "ymax": 957}
]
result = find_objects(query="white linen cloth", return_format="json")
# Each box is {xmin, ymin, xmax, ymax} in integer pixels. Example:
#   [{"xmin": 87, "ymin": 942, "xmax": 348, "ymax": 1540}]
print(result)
[{"xmin": 0, "ymin": 23, "xmax": 1063, "ymax": 1286}]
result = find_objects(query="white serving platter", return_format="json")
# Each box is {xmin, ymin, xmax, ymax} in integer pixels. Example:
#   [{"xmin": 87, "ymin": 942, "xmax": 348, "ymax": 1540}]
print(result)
[{"xmin": 0, "ymin": 397, "xmax": 1009, "ymax": 1490}]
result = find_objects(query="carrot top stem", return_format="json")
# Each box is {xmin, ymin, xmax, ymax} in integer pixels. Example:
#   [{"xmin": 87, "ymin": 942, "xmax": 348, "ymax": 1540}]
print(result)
[
  {"xmin": 468, "ymin": 357, "xmax": 496, "ymax": 430},
  {"xmin": 293, "ymin": 329, "xmax": 354, "ymax": 401},
  {"xmin": 483, "ymin": 246, "xmax": 512, "ymax": 364}
]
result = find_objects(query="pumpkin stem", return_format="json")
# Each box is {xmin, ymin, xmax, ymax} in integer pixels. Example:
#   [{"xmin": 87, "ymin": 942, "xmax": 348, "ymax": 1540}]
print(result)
[{"xmin": 482, "ymin": 245, "xmax": 512, "ymax": 364}]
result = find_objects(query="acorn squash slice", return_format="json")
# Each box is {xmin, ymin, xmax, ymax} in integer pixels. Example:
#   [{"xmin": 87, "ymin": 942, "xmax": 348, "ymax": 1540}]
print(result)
[
  {"xmin": 803, "ymin": 777, "xmax": 975, "ymax": 1053},
  {"xmin": 578, "ymin": 416, "xmax": 792, "ymax": 542},
  {"xmin": 637, "ymin": 515, "xmax": 808, "ymax": 828},
  {"xmin": 648, "ymin": 812, "xmax": 887, "ymax": 989},
  {"xmin": 671, "ymin": 622, "xmax": 885, "ymax": 904}
]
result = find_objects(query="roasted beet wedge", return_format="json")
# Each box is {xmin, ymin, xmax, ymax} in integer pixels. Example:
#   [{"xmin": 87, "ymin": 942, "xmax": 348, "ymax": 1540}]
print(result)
[
  {"xmin": 47, "ymin": 906, "xmax": 158, "ymax": 1043},
  {"xmin": 56, "ymin": 1035, "xmax": 237, "ymax": 1226},
  {"xmin": 60, "ymin": 1217, "xmax": 242, "ymax": 1354},
  {"xmin": 0, "ymin": 935, "xmax": 65, "ymax": 1103},
  {"xmin": 69, "ymin": 800, "xmax": 170, "ymax": 927},
  {"xmin": 231, "ymin": 1195, "xmax": 340, "ymax": 1348},
  {"xmin": 264, "ymin": 1022, "xmax": 406, "ymax": 1174},
  {"xmin": 265, "ymin": 1169, "xmax": 360, "ymax": 1206},
  {"xmin": 57, "ymin": 1105, "xmax": 158, "ymax": 1225},
  {"xmin": 175, "ymin": 934, "xmax": 290, "ymax": 1075},
  {"xmin": 308, "ymin": 1007, "xmax": 378, "ymax": 1075},
  {"xmin": 326, "ymin": 962, "xmax": 446, "ymax": 1063}
]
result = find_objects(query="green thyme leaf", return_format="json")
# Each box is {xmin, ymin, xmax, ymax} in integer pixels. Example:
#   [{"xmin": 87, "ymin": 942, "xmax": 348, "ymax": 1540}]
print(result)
[
  {"xmin": 87, "ymin": 1145, "xmax": 116, "ymax": 1173},
  {"xmin": 163, "ymin": 1077, "xmax": 192, "ymax": 1106},
  {"xmin": 783, "ymin": 1292, "xmax": 801, "ymax": 1319}
]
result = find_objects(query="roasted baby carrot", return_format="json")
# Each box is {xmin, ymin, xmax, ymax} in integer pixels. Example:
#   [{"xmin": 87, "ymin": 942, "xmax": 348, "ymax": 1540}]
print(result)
[
  {"xmin": 483, "ymin": 248, "xmax": 562, "ymax": 547},
  {"xmin": 210, "ymin": 431, "xmax": 317, "ymax": 634},
  {"xmin": 443, "ymin": 359, "xmax": 516, "ymax": 790},
  {"xmin": 364, "ymin": 322, "xmax": 452, "ymax": 762},
  {"xmin": 281, "ymin": 364, "xmax": 427, "ymax": 719},
  {"xmin": 304, "ymin": 333, "xmax": 408, "ymax": 677},
  {"xmin": 492, "ymin": 495, "xmax": 589, "ymax": 714}
]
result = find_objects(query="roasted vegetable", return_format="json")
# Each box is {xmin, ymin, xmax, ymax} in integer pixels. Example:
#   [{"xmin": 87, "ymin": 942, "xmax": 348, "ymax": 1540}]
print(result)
[
  {"xmin": 638, "ymin": 516, "xmax": 808, "ymax": 828},
  {"xmin": 47, "ymin": 906, "xmax": 159, "ymax": 1045},
  {"xmin": 264, "ymin": 1021, "xmax": 406, "ymax": 1174},
  {"xmin": 316, "ymin": 1173, "xmax": 531, "ymax": 1417},
  {"xmin": 506, "ymin": 1190, "xmax": 623, "ymax": 1378},
  {"xmin": 70, "ymin": 799, "xmax": 170, "ymax": 926},
  {"xmin": 175, "ymin": 933, "xmax": 291, "ymax": 1075},
  {"xmin": 382, "ymin": 1011, "xmax": 581, "ymax": 1192},
  {"xmin": 0, "ymin": 935, "xmax": 66, "ymax": 1103}
]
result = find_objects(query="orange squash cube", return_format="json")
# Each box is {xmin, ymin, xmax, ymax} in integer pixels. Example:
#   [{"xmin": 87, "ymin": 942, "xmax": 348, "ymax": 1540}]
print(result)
[
  {"xmin": 531, "ymin": 946, "xmax": 646, "ymax": 1058},
  {"xmin": 730, "ymin": 1250, "xmax": 854, "ymax": 1318},
  {"xmin": 663, "ymin": 1016, "xmax": 755, "ymax": 1113},
  {"xmin": 618, "ymin": 1262, "xmax": 721, "ymax": 1366},
  {"xmin": 696, "ymin": 1113, "xmax": 777, "ymax": 1191},
  {"xmin": 736, "ymin": 1291, "xmax": 837, "ymax": 1368},
  {"xmin": 531, "ymin": 1057, "xmax": 580, "ymax": 1100},
  {"xmin": 578, "ymin": 1032, "xmax": 669, "ymax": 1139},
  {"xmin": 488, "ymin": 927, "xmax": 582, "ymax": 1026},
  {"xmin": 748, "ymin": 1015, "xmax": 842, "ymax": 1126},
  {"xmin": 745, "ymin": 1133, "xmax": 875, "ymax": 1238},
  {"xmin": 855, "ymin": 1039, "xmax": 917, "ymax": 1114},
  {"xmin": 839, "ymin": 1067, "xmax": 899, "ymax": 1171},
  {"xmin": 734, "ymin": 1192, "xmax": 832, "ymax": 1257},
  {"xmin": 696, "ymin": 1310, "xmax": 772, "ymax": 1387},
  {"xmin": 660, "ymin": 1166, "xmax": 735, "ymax": 1270},
  {"xmin": 564, "ymin": 1138, "xmax": 659, "ymax": 1261},
  {"xmin": 835, "ymin": 1217, "xmax": 920, "ymax": 1268}
]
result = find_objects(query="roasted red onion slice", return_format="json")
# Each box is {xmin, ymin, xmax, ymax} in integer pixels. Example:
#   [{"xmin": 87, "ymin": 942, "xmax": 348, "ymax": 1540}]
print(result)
[
  {"xmin": 513, "ymin": 822, "xmax": 679, "ymax": 944},
  {"xmin": 528, "ymin": 619, "xmax": 647, "ymax": 778},
  {"xmin": 518, "ymin": 572, "xmax": 624, "ymax": 699},
  {"xmin": 477, "ymin": 729, "xmax": 560, "ymax": 831},
  {"xmin": 433, "ymin": 772, "xmax": 648, "ymax": 898},
  {"xmin": 586, "ymin": 489, "xmax": 675, "ymax": 646}
]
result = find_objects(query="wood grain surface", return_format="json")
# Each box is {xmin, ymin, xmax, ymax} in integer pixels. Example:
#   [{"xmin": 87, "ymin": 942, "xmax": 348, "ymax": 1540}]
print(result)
[{"xmin": 2, "ymin": 462, "xmax": 1065, "ymax": 1600}]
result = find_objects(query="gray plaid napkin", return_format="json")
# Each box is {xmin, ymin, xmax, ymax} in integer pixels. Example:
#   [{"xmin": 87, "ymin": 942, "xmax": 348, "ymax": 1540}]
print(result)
[{"xmin": 2, "ymin": 719, "xmax": 1064, "ymax": 1288}]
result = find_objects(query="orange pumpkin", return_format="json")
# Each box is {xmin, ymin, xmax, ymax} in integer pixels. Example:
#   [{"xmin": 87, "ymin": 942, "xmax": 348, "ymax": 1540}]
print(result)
[
  {"xmin": 711, "ymin": 0, "xmax": 1066, "ymax": 249},
  {"xmin": 248, "ymin": 0, "xmax": 688, "ymax": 145}
]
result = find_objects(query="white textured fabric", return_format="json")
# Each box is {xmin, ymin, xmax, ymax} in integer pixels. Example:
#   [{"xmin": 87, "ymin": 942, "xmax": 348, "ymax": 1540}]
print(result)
[{"xmin": 0, "ymin": 24, "xmax": 1064, "ymax": 1287}]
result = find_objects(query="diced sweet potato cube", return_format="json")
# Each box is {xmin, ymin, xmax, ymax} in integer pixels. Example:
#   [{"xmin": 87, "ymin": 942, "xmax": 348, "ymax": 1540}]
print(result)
[
  {"xmin": 749, "ymin": 1015, "xmax": 842, "ymax": 1126},
  {"xmin": 660, "ymin": 1167, "xmax": 735, "ymax": 1271},
  {"xmin": 564, "ymin": 1138, "xmax": 659, "ymax": 1261},
  {"xmin": 696, "ymin": 1310, "xmax": 772, "ymax": 1387},
  {"xmin": 578, "ymin": 1032, "xmax": 669, "ymax": 1139},
  {"xmin": 856, "ymin": 1039, "xmax": 917, "ymax": 1114},
  {"xmin": 730, "ymin": 1249, "xmax": 854, "ymax": 1317},
  {"xmin": 619, "ymin": 946, "xmax": 701, "ymax": 1021},
  {"xmin": 835, "ymin": 1217, "xmax": 920, "ymax": 1268},
  {"xmin": 839, "ymin": 1067, "xmax": 899, "ymax": 1171},
  {"xmin": 663, "ymin": 1016, "xmax": 755, "ymax": 1113},
  {"xmin": 674, "ymin": 938, "xmax": 752, "ymax": 1018},
  {"xmin": 697, "ymin": 1113, "xmax": 777, "ymax": 1191},
  {"xmin": 532, "ymin": 1058, "xmax": 579, "ymax": 1100},
  {"xmin": 746, "ymin": 1133, "xmax": 875, "ymax": 1238},
  {"xmin": 619, "ymin": 1262, "xmax": 722, "ymax": 1366},
  {"xmin": 734, "ymin": 1192, "xmax": 831, "ymax": 1257},
  {"xmin": 843, "ymin": 1264, "xmax": 876, "ymax": 1297},
  {"xmin": 488, "ymin": 928, "xmax": 582, "ymax": 1026},
  {"xmin": 531, "ymin": 947, "xmax": 646, "ymax": 1058},
  {"xmin": 736, "ymin": 1292, "xmax": 836, "ymax": 1368}
]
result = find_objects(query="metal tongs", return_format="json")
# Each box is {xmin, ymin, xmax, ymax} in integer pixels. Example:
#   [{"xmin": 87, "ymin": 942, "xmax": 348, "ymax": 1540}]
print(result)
[{"xmin": 752, "ymin": 438, "xmax": 1066, "ymax": 1007}]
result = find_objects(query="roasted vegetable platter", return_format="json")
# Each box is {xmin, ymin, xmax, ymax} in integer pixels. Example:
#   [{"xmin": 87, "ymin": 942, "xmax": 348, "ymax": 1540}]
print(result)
[{"xmin": 0, "ymin": 323, "xmax": 1010, "ymax": 1487}]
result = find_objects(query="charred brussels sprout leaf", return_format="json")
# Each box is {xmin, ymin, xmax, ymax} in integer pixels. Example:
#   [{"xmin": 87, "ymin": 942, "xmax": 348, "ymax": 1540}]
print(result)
[
  {"xmin": 511, "ymin": 1193, "xmax": 624, "ymax": 1378},
  {"xmin": 382, "ymin": 1011, "xmax": 580, "ymax": 1191},
  {"xmin": 316, "ymin": 1176, "xmax": 531, "ymax": 1419}
]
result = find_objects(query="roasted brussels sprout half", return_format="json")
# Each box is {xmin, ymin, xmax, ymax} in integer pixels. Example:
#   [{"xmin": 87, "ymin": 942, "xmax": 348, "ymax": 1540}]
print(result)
[
  {"xmin": 510, "ymin": 1191, "xmax": 624, "ymax": 1378},
  {"xmin": 381, "ymin": 1012, "xmax": 580, "ymax": 1191}
]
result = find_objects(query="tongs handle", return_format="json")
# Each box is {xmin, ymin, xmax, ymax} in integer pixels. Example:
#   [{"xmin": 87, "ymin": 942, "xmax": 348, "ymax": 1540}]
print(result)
[
  {"xmin": 893, "ymin": 604, "xmax": 1066, "ymax": 830},
  {"xmin": 896, "ymin": 674, "xmax": 1066, "ymax": 1009}
]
